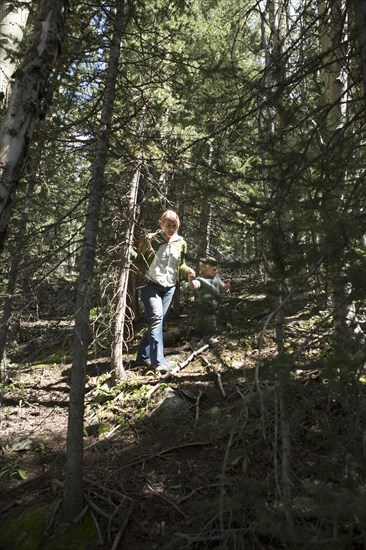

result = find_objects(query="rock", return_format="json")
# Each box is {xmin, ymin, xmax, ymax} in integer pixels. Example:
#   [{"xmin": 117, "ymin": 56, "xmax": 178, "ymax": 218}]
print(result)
[{"xmin": 149, "ymin": 387, "xmax": 191, "ymax": 428}]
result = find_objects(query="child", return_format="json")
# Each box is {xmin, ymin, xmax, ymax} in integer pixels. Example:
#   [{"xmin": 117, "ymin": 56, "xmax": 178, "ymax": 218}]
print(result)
[{"xmin": 188, "ymin": 256, "xmax": 230, "ymax": 343}]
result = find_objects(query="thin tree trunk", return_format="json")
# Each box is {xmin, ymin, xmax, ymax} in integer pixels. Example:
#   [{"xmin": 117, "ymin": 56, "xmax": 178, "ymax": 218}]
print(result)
[
  {"xmin": 197, "ymin": 193, "xmax": 211, "ymax": 259},
  {"xmin": 279, "ymin": 387, "xmax": 294, "ymax": 539},
  {"xmin": 318, "ymin": 0, "xmax": 350, "ymax": 337},
  {"xmin": 197, "ymin": 144, "xmax": 213, "ymax": 259},
  {"xmin": 62, "ymin": 0, "xmax": 126, "ymax": 522},
  {"xmin": 259, "ymin": 0, "xmax": 289, "ymax": 355},
  {"xmin": 0, "ymin": 178, "xmax": 36, "ymax": 380},
  {"xmin": 318, "ymin": 0, "xmax": 348, "ymax": 131},
  {"xmin": 0, "ymin": 0, "xmax": 68, "ymax": 251},
  {"xmin": 353, "ymin": 0, "xmax": 366, "ymax": 109},
  {"xmin": 111, "ymin": 165, "xmax": 140, "ymax": 380}
]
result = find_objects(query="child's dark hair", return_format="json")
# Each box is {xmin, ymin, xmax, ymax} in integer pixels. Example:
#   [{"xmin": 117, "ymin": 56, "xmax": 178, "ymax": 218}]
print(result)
[{"xmin": 199, "ymin": 256, "xmax": 218, "ymax": 269}]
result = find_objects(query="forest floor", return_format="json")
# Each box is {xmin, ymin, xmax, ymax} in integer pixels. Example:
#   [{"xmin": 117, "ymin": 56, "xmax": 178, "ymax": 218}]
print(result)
[{"xmin": 1, "ymin": 290, "xmax": 366, "ymax": 549}]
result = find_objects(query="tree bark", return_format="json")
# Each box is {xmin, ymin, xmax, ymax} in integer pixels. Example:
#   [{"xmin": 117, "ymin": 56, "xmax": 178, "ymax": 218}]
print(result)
[
  {"xmin": 111, "ymin": 165, "xmax": 140, "ymax": 380},
  {"xmin": 259, "ymin": 0, "xmax": 289, "ymax": 355},
  {"xmin": 0, "ymin": 177, "xmax": 36, "ymax": 380},
  {"xmin": 197, "ymin": 192, "xmax": 212, "ymax": 259},
  {"xmin": 0, "ymin": 0, "xmax": 68, "ymax": 251},
  {"xmin": 197, "ymin": 144, "xmax": 213, "ymax": 260},
  {"xmin": 62, "ymin": 0, "xmax": 126, "ymax": 522},
  {"xmin": 0, "ymin": 1, "xmax": 31, "ymax": 102},
  {"xmin": 318, "ymin": 0, "xmax": 350, "ymax": 337},
  {"xmin": 353, "ymin": 0, "xmax": 366, "ymax": 109},
  {"xmin": 318, "ymin": 0, "xmax": 348, "ymax": 130}
]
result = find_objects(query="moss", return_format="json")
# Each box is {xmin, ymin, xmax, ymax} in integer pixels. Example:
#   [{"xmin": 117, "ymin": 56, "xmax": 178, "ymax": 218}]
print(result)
[
  {"xmin": 0, "ymin": 505, "xmax": 48, "ymax": 550},
  {"xmin": 45, "ymin": 515, "xmax": 98, "ymax": 549},
  {"xmin": 85, "ymin": 421, "xmax": 112, "ymax": 437},
  {"xmin": 0, "ymin": 504, "xmax": 99, "ymax": 550}
]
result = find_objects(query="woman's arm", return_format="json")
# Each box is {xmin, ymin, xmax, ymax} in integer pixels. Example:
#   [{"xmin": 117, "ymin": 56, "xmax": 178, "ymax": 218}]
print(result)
[{"xmin": 178, "ymin": 240, "xmax": 195, "ymax": 280}]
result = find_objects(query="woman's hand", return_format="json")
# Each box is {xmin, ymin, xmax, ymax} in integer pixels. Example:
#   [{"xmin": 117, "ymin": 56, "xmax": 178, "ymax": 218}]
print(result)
[{"xmin": 188, "ymin": 268, "xmax": 196, "ymax": 280}]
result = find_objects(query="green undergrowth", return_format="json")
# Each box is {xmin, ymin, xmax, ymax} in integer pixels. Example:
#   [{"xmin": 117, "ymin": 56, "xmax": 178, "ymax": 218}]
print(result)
[
  {"xmin": 3, "ymin": 291, "xmax": 366, "ymax": 547},
  {"xmin": 0, "ymin": 503, "xmax": 98, "ymax": 550},
  {"xmin": 84, "ymin": 372, "xmax": 155, "ymax": 432}
]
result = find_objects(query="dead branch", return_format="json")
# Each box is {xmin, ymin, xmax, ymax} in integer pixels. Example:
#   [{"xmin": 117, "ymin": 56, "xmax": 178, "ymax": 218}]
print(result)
[
  {"xmin": 146, "ymin": 482, "xmax": 187, "ymax": 518},
  {"xmin": 194, "ymin": 390, "xmax": 204, "ymax": 428},
  {"xmin": 111, "ymin": 502, "xmax": 135, "ymax": 550},
  {"xmin": 146, "ymin": 343, "xmax": 209, "ymax": 399},
  {"xmin": 201, "ymin": 356, "xmax": 226, "ymax": 398},
  {"xmin": 90, "ymin": 510, "xmax": 104, "ymax": 546},
  {"xmin": 84, "ymin": 424, "xmax": 120, "ymax": 450},
  {"xmin": 166, "ymin": 343, "xmax": 209, "ymax": 378},
  {"xmin": 120, "ymin": 441, "xmax": 211, "ymax": 469},
  {"xmin": 177, "ymin": 483, "xmax": 222, "ymax": 504}
]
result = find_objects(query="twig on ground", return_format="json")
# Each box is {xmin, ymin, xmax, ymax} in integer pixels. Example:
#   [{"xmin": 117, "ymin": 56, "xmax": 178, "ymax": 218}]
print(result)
[
  {"xmin": 111, "ymin": 502, "xmax": 135, "ymax": 550},
  {"xmin": 90, "ymin": 509, "xmax": 104, "ymax": 546},
  {"xmin": 108, "ymin": 500, "xmax": 126, "ymax": 542},
  {"xmin": 73, "ymin": 504, "xmax": 89, "ymax": 524},
  {"xmin": 194, "ymin": 390, "xmax": 204, "ymax": 428},
  {"xmin": 201, "ymin": 356, "xmax": 226, "ymax": 398},
  {"xmin": 84, "ymin": 424, "xmax": 120, "ymax": 450},
  {"xmin": 177, "ymin": 483, "xmax": 222, "ymax": 504},
  {"xmin": 146, "ymin": 482, "xmax": 187, "ymax": 518},
  {"xmin": 84, "ymin": 477, "xmax": 133, "ymax": 502},
  {"xmin": 168, "ymin": 343, "xmax": 209, "ymax": 376},
  {"xmin": 146, "ymin": 343, "xmax": 209, "ymax": 399},
  {"xmin": 120, "ymin": 441, "xmax": 211, "ymax": 469},
  {"xmin": 84, "ymin": 494, "xmax": 112, "ymax": 520},
  {"xmin": 44, "ymin": 497, "xmax": 62, "ymax": 536}
]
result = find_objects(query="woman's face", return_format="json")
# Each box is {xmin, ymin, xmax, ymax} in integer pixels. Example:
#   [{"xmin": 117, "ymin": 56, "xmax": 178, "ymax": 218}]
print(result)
[{"xmin": 161, "ymin": 217, "xmax": 178, "ymax": 240}]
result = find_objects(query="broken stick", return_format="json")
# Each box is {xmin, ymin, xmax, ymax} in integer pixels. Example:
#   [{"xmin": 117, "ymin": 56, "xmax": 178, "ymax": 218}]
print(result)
[
  {"xmin": 146, "ymin": 343, "xmax": 209, "ymax": 399},
  {"xmin": 201, "ymin": 356, "xmax": 226, "ymax": 398}
]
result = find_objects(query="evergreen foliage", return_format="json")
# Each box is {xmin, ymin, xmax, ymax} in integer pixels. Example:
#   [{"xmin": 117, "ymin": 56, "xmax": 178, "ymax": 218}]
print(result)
[{"xmin": 1, "ymin": 0, "xmax": 366, "ymax": 545}]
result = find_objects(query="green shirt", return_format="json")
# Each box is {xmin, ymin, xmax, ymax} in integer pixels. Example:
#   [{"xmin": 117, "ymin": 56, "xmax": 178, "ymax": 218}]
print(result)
[{"xmin": 194, "ymin": 275, "xmax": 225, "ymax": 313}]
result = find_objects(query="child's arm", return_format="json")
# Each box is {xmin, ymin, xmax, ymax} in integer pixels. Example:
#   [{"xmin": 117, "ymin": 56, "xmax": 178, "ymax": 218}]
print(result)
[
  {"xmin": 219, "ymin": 278, "xmax": 230, "ymax": 293},
  {"xmin": 222, "ymin": 281, "xmax": 231, "ymax": 293},
  {"xmin": 188, "ymin": 272, "xmax": 201, "ymax": 290}
]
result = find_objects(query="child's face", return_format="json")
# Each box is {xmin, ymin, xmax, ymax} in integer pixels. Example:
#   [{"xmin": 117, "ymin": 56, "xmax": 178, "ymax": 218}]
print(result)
[{"xmin": 202, "ymin": 264, "xmax": 217, "ymax": 277}]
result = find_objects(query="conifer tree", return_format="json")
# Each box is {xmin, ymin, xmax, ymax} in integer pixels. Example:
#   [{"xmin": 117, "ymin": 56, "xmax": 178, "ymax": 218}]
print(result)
[{"xmin": 62, "ymin": 0, "xmax": 127, "ymax": 521}]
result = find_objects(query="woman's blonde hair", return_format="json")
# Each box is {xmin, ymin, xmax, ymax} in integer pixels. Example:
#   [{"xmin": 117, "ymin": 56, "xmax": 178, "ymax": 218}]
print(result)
[{"xmin": 159, "ymin": 210, "xmax": 180, "ymax": 228}]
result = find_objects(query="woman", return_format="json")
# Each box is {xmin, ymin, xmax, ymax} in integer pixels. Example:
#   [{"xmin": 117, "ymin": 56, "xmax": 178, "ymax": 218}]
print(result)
[{"xmin": 134, "ymin": 210, "xmax": 195, "ymax": 373}]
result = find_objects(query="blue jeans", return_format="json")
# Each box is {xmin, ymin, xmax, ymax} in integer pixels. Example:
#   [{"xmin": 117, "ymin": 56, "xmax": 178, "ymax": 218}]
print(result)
[{"xmin": 136, "ymin": 281, "xmax": 176, "ymax": 367}]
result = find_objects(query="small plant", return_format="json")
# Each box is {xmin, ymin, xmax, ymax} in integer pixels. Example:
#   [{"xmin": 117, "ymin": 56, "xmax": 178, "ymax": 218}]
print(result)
[{"xmin": 0, "ymin": 453, "xmax": 27, "ymax": 481}]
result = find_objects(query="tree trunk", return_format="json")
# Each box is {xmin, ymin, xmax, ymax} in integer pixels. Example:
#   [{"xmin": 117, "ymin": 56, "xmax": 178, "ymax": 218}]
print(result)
[
  {"xmin": 353, "ymin": 0, "xmax": 366, "ymax": 109},
  {"xmin": 197, "ymin": 144, "xmax": 213, "ymax": 260},
  {"xmin": 259, "ymin": 0, "xmax": 289, "ymax": 355},
  {"xmin": 111, "ymin": 165, "xmax": 140, "ymax": 380},
  {"xmin": 0, "ymin": 1, "xmax": 31, "ymax": 102},
  {"xmin": 62, "ymin": 0, "xmax": 126, "ymax": 522},
  {"xmin": 318, "ymin": 0, "xmax": 350, "ymax": 337},
  {"xmin": 279, "ymin": 387, "xmax": 294, "ymax": 539},
  {"xmin": 318, "ymin": 0, "xmax": 348, "ymax": 131},
  {"xmin": 197, "ymin": 193, "xmax": 212, "ymax": 259},
  {"xmin": 0, "ymin": 0, "xmax": 68, "ymax": 251},
  {"xmin": 0, "ymin": 177, "xmax": 36, "ymax": 380}
]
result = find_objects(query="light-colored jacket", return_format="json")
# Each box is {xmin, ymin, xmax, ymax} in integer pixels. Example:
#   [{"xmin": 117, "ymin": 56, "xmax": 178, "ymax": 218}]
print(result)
[{"xmin": 133, "ymin": 230, "xmax": 190, "ymax": 287}]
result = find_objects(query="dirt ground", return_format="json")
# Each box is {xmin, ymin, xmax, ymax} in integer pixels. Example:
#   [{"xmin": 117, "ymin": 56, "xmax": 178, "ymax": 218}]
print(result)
[
  {"xmin": 1, "ymin": 331, "xmax": 262, "ymax": 550},
  {"xmin": 2, "ymin": 302, "xmax": 366, "ymax": 549}
]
